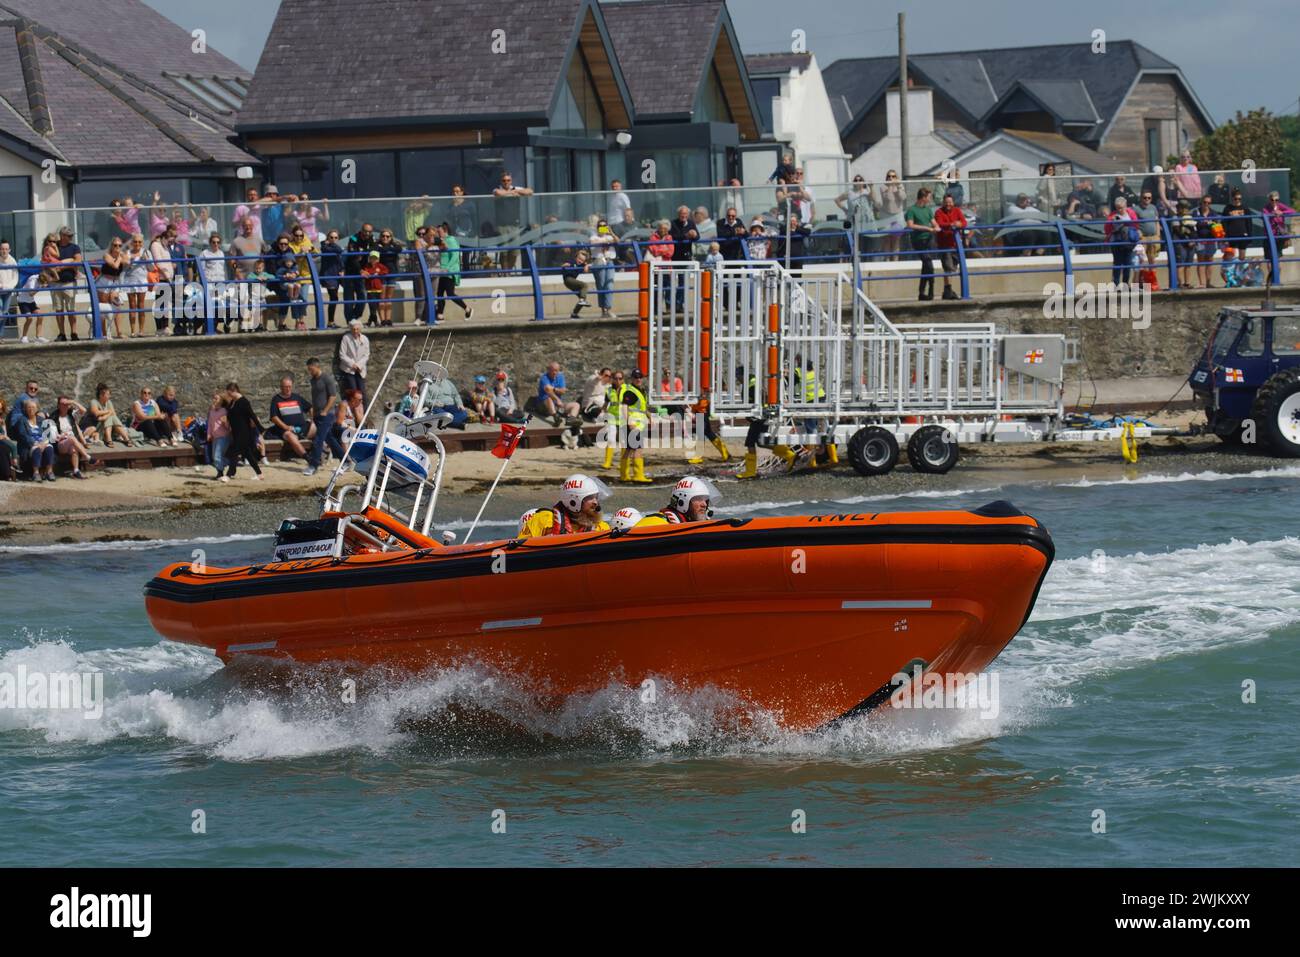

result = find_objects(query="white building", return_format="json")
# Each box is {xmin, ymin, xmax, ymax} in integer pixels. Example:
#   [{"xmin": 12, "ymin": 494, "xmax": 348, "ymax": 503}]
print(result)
[
  {"xmin": 743, "ymin": 52, "xmax": 849, "ymax": 186},
  {"xmin": 847, "ymin": 86, "xmax": 978, "ymax": 187}
]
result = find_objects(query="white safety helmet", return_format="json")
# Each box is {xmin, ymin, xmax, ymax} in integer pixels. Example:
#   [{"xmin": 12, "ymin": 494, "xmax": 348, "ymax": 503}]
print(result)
[
  {"xmin": 518, "ymin": 507, "xmax": 540, "ymax": 530},
  {"xmin": 559, "ymin": 473, "xmax": 612, "ymax": 513},
  {"xmin": 669, "ymin": 476, "xmax": 721, "ymax": 517},
  {"xmin": 610, "ymin": 506, "xmax": 643, "ymax": 533}
]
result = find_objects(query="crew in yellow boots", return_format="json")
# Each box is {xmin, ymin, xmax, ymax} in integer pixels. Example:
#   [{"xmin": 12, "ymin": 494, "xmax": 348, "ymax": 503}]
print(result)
[
  {"xmin": 737, "ymin": 369, "xmax": 785, "ymax": 479},
  {"xmin": 685, "ymin": 391, "xmax": 731, "ymax": 465},
  {"xmin": 600, "ymin": 370, "xmax": 626, "ymax": 471},
  {"xmin": 618, "ymin": 369, "xmax": 654, "ymax": 484}
]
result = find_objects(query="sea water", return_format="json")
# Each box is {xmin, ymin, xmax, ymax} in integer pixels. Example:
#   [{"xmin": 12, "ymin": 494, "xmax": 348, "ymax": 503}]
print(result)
[{"xmin": 1, "ymin": 467, "xmax": 1297, "ymax": 866}]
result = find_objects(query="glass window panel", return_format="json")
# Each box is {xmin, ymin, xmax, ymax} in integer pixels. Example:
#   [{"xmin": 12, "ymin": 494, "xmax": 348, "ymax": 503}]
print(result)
[
  {"xmin": 751, "ymin": 78, "xmax": 779, "ymax": 134},
  {"xmin": 333, "ymin": 153, "xmax": 396, "ymax": 199},
  {"xmin": 398, "ymin": 150, "xmax": 462, "ymax": 198},
  {"xmin": 1271, "ymin": 316, "xmax": 1300, "ymax": 355}
]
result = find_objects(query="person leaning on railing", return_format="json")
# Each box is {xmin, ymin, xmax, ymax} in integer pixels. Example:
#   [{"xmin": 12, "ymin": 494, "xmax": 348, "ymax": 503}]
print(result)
[
  {"xmin": 933, "ymin": 193, "xmax": 967, "ymax": 299},
  {"xmin": 905, "ymin": 187, "xmax": 939, "ymax": 301},
  {"xmin": 1192, "ymin": 195, "xmax": 1223, "ymax": 289},
  {"xmin": 588, "ymin": 219, "xmax": 619, "ymax": 318},
  {"xmin": 318, "ymin": 229, "xmax": 345, "ymax": 326},
  {"xmin": 97, "ymin": 237, "xmax": 128, "ymax": 339},
  {"xmin": 1104, "ymin": 196, "xmax": 1140, "ymax": 286},
  {"xmin": 374, "ymin": 228, "xmax": 404, "ymax": 326},
  {"xmin": 492, "ymin": 172, "xmax": 533, "ymax": 272},
  {"xmin": 149, "ymin": 225, "xmax": 177, "ymax": 335},
  {"xmin": 51, "ymin": 225, "xmax": 83, "ymax": 342},
  {"xmin": 1169, "ymin": 201, "xmax": 1198, "ymax": 289},
  {"xmin": 1263, "ymin": 192, "xmax": 1296, "ymax": 251},
  {"xmin": 1220, "ymin": 188, "xmax": 1255, "ymax": 264}
]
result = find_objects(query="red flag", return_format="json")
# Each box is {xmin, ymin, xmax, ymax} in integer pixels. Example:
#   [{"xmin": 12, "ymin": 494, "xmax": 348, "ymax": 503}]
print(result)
[{"xmin": 491, "ymin": 422, "xmax": 526, "ymax": 459}]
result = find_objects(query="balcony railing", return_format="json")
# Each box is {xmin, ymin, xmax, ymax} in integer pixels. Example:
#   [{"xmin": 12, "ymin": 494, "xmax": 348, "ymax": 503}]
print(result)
[{"xmin": 2, "ymin": 207, "xmax": 1295, "ymax": 341}]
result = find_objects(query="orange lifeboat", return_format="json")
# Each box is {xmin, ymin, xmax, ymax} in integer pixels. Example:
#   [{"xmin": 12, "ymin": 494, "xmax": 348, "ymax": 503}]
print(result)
[{"xmin": 144, "ymin": 501, "xmax": 1052, "ymax": 731}]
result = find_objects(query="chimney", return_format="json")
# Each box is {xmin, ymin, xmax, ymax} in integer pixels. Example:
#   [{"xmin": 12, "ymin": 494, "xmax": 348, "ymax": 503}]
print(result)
[{"xmin": 14, "ymin": 20, "xmax": 53, "ymax": 136}]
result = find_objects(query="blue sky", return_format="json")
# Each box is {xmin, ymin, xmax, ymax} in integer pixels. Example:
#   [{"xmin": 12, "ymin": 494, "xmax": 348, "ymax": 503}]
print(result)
[{"xmin": 145, "ymin": 0, "xmax": 1300, "ymax": 125}]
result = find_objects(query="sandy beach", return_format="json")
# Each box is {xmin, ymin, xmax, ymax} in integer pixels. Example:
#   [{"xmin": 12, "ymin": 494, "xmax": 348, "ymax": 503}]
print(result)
[{"xmin": 0, "ymin": 408, "xmax": 1289, "ymax": 548}]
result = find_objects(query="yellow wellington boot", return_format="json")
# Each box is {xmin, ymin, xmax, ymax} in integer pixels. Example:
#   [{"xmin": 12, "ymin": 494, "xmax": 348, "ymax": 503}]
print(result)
[
  {"xmin": 632, "ymin": 456, "xmax": 654, "ymax": 484},
  {"xmin": 711, "ymin": 437, "xmax": 732, "ymax": 462},
  {"xmin": 686, "ymin": 443, "xmax": 704, "ymax": 465},
  {"xmin": 602, "ymin": 444, "xmax": 616, "ymax": 470},
  {"xmin": 737, "ymin": 451, "xmax": 758, "ymax": 479},
  {"xmin": 825, "ymin": 441, "xmax": 839, "ymax": 466},
  {"xmin": 771, "ymin": 445, "xmax": 797, "ymax": 470},
  {"xmin": 619, "ymin": 450, "xmax": 632, "ymax": 482}
]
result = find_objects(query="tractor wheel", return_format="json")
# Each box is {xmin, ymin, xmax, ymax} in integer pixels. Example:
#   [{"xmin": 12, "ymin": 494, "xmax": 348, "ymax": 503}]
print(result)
[
  {"xmin": 906, "ymin": 425, "xmax": 960, "ymax": 474},
  {"xmin": 1251, "ymin": 367, "xmax": 1300, "ymax": 458},
  {"xmin": 847, "ymin": 426, "xmax": 899, "ymax": 476}
]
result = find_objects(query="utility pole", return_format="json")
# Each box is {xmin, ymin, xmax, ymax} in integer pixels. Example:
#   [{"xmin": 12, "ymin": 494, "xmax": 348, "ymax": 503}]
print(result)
[{"xmin": 898, "ymin": 12, "xmax": 909, "ymax": 180}]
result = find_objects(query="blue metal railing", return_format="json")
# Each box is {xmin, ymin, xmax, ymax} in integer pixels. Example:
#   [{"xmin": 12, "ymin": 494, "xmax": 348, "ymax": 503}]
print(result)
[{"xmin": 1, "ymin": 211, "xmax": 1295, "ymax": 339}]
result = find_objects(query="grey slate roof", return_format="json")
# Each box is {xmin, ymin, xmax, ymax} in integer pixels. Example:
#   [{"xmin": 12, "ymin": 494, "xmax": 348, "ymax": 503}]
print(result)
[
  {"xmin": 0, "ymin": 0, "xmax": 256, "ymax": 169},
  {"xmin": 601, "ymin": 0, "xmax": 728, "ymax": 118},
  {"xmin": 0, "ymin": 0, "xmax": 250, "ymax": 118},
  {"xmin": 1014, "ymin": 80, "xmax": 1102, "ymax": 125},
  {"xmin": 744, "ymin": 52, "xmax": 812, "ymax": 77},
  {"xmin": 823, "ymin": 40, "xmax": 1208, "ymax": 140},
  {"xmin": 237, "ymin": 0, "xmax": 607, "ymax": 130}
]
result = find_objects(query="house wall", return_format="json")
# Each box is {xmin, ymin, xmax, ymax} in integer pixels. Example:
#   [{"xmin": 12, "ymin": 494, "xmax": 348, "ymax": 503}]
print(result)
[
  {"xmin": 768, "ymin": 55, "xmax": 849, "ymax": 186},
  {"xmin": 0, "ymin": 149, "xmax": 70, "ymax": 256},
  {"xmin": 1101, "ymin": 74, "xmax": 1211, "ymax": 169},
  {"xmin": 848, "ymin": 133, "xmax": 956, "ymax": 186},
  {"xmin": 931, "ymin": 138, "xmax": 1052, "ymax": 187},
  {"xmin": 843, "ymin": 102, "xmax": 886, "ymax": 161}
]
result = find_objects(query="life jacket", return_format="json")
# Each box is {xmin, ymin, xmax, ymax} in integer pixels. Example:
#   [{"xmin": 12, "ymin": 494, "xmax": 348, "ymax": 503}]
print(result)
[
  {"xmin": 605, "ymin": 384, "xmax": 625, "ymax": 424},
  {"xmin": 623, "ymin": 383, "xmax": 649, "ymax": 429},
  {"xmin": 796, "ymin": 368, "xmax": 824, "ymax": 402},
  {"xmin": 544, "ymin": 505, "xmax": 575, "ymax": 536},
  {"xmin": 647, "ymin": 509, "xmax": 685, "ymax": 524}
]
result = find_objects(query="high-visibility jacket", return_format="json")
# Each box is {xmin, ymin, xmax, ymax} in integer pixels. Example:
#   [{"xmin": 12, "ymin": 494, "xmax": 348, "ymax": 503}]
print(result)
[
  {"xmin": 605, "ymin": 385, "xmax": 625, "ymax": 425},
  {"xmin": 796, "ymin": 368, "xmax": 825, "ymax": 402},
  {"xmin": 521, "ymin": 505, "xmax": 610, "ymax": 538},
  {"xmin": 622, "ymin": 383, "xmax": 649, "ymax": 430}
]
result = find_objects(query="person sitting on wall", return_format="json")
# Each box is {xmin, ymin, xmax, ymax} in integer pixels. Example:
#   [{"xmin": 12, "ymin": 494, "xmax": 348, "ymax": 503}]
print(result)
[{"xmin": 265, "ymin": 375, "xmax": 316, "ymax": 460}]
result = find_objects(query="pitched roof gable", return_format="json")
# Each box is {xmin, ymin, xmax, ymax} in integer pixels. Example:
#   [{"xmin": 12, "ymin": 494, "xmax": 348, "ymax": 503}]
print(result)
[
  {"xmin": 823, "ymin": 40, "xmax": 1210, "ymax": 139},
  {"xmin": 0, "ymin": 7, "xmax": 255, "ymax": 168},
  {"xmin": 602, "ymin": 0, "xmax": 759, "ymax": 138},
  {"xmin": 237, "ymin": 0, "xmax": 634, "ymax": 132}
]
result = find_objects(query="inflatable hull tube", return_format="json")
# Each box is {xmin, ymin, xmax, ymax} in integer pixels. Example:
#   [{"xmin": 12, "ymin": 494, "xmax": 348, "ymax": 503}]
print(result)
[{"xmin": 144, "ymin": 505, "xmax": 1053, "ymax": 731}]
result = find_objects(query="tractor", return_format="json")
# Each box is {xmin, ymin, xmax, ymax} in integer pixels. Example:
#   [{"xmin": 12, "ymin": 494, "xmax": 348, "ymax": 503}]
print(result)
[{"xmin": 1188, "ymin": 304, "xmax": 1300, "ymax": 457}]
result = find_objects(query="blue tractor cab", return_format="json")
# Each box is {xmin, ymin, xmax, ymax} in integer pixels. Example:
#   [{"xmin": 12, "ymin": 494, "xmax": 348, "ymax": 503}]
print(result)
[{"xmin": 1188, "ymin": 304, "xmax": 1300, "ymax": 457}]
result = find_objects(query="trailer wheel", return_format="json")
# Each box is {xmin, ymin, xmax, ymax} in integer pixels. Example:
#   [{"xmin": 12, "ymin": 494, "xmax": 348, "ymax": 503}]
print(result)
[
  {"xmin": 848, "ymin": 427, "xmax": 899, "ymax": 476},
  {"xmin": 1251, "ymin": 367, "xmax": 1300, "ymax": 458},
  {"xmin": 907, "ymin": 425, "xmax": 959, "ymax": 474}
]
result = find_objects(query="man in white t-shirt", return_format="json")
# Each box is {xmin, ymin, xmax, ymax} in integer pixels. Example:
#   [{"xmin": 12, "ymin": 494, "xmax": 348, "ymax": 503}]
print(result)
[{"xmin": 606, "ymin": 180, "xmax": 632, "ymax": 227}]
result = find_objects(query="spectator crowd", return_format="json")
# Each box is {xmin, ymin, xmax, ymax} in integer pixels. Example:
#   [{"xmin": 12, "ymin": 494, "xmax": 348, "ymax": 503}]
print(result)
[
  {"xmin": 0, "ymin": 321, "xmax": 598, "ymax": 484},
  {"xmin": 1, "ymin": 159, "xmax": 1295, "ymax": 336}
]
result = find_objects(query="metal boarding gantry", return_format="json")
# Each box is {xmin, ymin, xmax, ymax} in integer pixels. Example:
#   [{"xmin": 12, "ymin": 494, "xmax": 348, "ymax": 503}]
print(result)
[
  {"xmin": 322, "ymin": 358, "xmax": 455, "ymax": 551},
  {"xmin": 642, "ymin": 259, "xmax": 1067, "ymax": 462}
]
